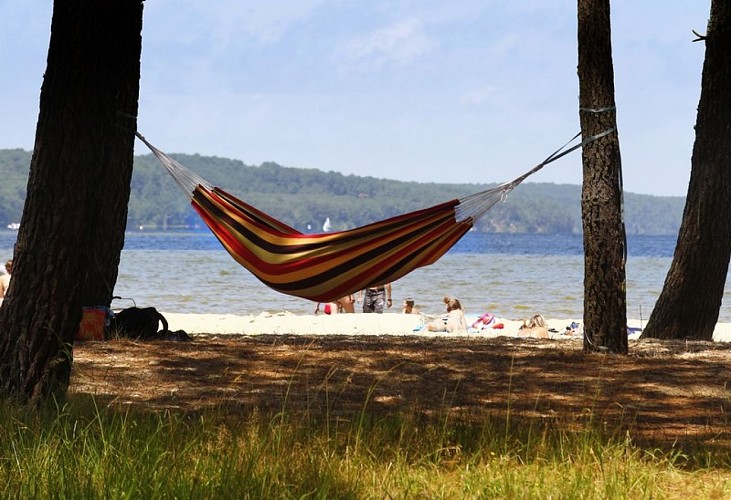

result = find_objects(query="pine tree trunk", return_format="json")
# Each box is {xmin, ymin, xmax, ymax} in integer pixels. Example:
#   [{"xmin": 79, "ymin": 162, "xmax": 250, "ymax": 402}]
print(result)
[
  {"xmin": 0, "ymin": 0, "xmax": 143, "ymax": 404},
  {"xmin": 641, "ymin": 1, "xmax": 731, "ymax": 341},
  {"xmin": 577, "ymin": 0, "xmax": 628, "ymax": 354},
  {"xmin": 78, "ymin": 3, "xmax": 142, "ymax": 307}
]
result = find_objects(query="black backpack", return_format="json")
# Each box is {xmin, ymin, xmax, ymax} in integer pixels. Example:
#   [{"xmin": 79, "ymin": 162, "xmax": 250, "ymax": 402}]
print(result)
[{"xmin": 110, "ymin": 306, "xmax": 190, "ymax": 341}]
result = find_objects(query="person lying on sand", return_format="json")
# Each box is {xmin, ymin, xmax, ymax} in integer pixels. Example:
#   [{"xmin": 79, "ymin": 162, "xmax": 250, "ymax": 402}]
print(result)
[{"xmin": 517, "ymin": 314, "xmax": 549, "ymax": 339}]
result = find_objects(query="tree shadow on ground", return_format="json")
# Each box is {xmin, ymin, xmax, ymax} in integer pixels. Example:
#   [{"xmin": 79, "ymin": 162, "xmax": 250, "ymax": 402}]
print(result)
[{"xmin": 70, "ymin": 334, "xmax": 731, "ymax": 447}]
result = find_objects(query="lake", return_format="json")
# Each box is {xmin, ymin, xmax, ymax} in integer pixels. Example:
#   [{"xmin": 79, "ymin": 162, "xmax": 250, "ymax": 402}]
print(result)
[{"xmin": 2, "ymin": 230, "xmax": 726, "ymax": 323}]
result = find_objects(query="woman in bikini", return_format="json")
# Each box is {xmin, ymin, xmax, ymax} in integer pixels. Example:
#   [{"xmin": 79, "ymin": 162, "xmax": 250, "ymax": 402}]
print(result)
[{"xmin": 425, "ymin": 296, "xmax": 468, "ymax": 332}]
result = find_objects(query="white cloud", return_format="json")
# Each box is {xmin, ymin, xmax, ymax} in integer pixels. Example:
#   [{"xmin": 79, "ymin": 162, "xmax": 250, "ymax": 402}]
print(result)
[
  {"xmin": 460, "ymin": 85, "xmax": 499, "ymax": 106},
  {"xmin": 205, "ymin": 1, "xmax": 326, "ymax": 46},
  {"xmin": 339, "ymin": 19, "xmax": 435, "ymax": 72},
  {"xmin": 142, "ymin": 1, "xmax": 326, "ymax": 55}
]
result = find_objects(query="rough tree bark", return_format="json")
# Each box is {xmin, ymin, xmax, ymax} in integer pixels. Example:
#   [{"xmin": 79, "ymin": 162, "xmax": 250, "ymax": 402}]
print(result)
[
  {"xmin": 577, "ymin": 0, "xmax": 628, "ymax": 354},
  {"xmin": 0, "ymin": 0, "xmax": 143, "ymax": 404},
  {"xmin": 641, "ymin": 2, "xmax": 731, "ymax": 341}
]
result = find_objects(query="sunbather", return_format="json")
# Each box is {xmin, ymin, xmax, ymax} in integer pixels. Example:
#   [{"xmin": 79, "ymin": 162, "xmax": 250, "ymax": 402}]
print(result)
[
  {"xmin": 425, "ymin": 296, "xmax": 468, "ymax": 332},
  {"xmin": 518, "ymin": 314, "xmax": 549, "ymax": 338}
]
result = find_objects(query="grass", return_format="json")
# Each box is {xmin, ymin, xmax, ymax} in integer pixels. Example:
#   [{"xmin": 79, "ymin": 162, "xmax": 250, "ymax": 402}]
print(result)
[{"xmin": 0, "ymin": 396, "xmax": 729, "ymax": 499}]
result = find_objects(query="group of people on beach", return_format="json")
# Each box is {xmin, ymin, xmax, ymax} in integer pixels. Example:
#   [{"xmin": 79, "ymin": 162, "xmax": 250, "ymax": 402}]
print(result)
[
  {"xmin": 312, "ymin": 280, "xmax": 555, "ymax": 338},
  {"xmin": 314, "ymin": 284, "xmax": 471, "ymax": 333},
  {"xmin": 314, "ymin": 284, "xmax": 435, "ymax": 318}
]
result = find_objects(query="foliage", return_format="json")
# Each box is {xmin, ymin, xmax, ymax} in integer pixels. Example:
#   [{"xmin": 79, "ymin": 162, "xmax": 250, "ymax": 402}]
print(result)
[
  {"xmin": 0, "ymin": 149, "xmax": 684, "ymax": 235},
  {"xmin": 0, "ymin": 149, "xmax": 32, "ymax": 228}
]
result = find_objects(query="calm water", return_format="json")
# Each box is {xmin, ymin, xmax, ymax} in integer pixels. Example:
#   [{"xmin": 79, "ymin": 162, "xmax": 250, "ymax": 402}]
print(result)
[{"xmin": 1, "ymin": 231, "xmax": 729, "ymax": 322}]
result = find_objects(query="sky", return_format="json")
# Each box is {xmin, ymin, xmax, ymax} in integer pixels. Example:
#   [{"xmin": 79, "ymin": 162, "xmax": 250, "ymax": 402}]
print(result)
[{"xmin": 0, "ymin": 1, "xmax": 711, "ymax": 197}]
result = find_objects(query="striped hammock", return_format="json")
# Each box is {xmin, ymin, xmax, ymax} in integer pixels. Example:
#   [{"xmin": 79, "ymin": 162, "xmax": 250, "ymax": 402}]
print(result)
[{"xmin": 135, "ymin": 132, "xmax": 592, "ymax": 302}]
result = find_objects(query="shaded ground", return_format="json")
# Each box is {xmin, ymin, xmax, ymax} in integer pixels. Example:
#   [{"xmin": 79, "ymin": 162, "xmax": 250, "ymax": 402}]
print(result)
[{"xmin": 70, "ymin": 334, "xmax": 731, "ymax": 444}]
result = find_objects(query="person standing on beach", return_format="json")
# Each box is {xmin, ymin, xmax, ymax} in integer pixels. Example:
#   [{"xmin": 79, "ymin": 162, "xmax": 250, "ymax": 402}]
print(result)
[
  {"xmin": 0, "ymin": 259, "xmax": 12, "ymax": 307},
  {"xmin": 359, "ymin": 283, "xmax": 392, "ymax": 313},
  {"xmin": 336, "ymin": 294, "xmax": 355, "ymax": 313}
]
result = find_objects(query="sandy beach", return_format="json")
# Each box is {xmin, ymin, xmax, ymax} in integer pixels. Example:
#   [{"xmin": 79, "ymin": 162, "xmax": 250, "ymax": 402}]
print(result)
[{"xmin": 162, "ymin": 311, "xmax": 731, "ymax": 342}]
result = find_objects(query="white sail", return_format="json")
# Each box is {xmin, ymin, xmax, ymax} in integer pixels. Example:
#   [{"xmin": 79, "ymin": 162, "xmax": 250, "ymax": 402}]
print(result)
[{"xmin": 322, "ymin": 217, "xmax": 332, "ymax": 232}]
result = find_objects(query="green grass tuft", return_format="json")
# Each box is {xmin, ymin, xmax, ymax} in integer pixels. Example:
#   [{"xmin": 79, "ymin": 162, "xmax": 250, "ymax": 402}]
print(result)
[{"xmin": 0, "ymin": 396, "xmax": 728, "ymax": 498}]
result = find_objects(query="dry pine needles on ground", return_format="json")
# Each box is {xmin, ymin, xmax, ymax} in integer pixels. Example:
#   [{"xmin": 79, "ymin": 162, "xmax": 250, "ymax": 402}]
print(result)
[{"xmin": 70, "ymin": 334, "xmax": 731, "ymax": 445}]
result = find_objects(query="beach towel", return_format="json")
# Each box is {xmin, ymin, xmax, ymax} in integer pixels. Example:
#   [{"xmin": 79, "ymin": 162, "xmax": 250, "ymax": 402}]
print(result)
[{"xmin": 471, "ymin": 313, "xmax": 496, "ymax": 330}]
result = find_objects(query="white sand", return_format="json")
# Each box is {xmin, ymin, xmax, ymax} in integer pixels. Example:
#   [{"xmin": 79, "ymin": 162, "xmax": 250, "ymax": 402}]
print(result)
[{"xmin": 162, "ymin": 311, "xmax": 731, "ymax": 342}]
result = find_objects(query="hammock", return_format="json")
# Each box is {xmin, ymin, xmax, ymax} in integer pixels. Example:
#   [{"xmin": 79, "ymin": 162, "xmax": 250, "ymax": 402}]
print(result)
[{"xmin": 135, "ymin": 131, "xmax": 602, "ymax": 302}]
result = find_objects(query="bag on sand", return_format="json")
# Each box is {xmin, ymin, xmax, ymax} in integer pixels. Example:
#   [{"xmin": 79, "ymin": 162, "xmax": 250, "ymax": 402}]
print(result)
[
  {"xmin": 110, "ymin": 307, "xmax": 191, "ymax": 341},
  {"xmin": 76, "ymin": 307, "xmax": 110, "ymax": 341}
]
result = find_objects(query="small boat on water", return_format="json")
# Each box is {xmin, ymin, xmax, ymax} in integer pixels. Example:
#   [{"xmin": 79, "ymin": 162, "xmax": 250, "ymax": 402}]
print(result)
[
  {"xmin": 322, "ymin": 217, "xmax": 332, "ymax": 232},
  {"xmin": 6, "ymin": 223, "xmax": 20, "ymax": 231}
]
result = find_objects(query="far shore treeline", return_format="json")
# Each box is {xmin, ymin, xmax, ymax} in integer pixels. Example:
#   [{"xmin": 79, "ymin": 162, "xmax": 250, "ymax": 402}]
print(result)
[{"xmin": 0, "ymin": 148, "xmax": 683, "ymax": 235}]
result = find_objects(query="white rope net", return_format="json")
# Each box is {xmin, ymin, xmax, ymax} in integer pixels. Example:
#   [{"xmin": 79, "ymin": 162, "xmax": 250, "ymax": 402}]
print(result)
[{"xmin": 135, "ymin": 132, "xmax": 211, "ymax": 197}]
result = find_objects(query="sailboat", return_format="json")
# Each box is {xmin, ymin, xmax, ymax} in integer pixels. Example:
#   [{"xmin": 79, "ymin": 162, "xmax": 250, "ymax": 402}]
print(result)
[{"xmin": 322, "ymin": 217, "xmax": 332, "ymax": 232}]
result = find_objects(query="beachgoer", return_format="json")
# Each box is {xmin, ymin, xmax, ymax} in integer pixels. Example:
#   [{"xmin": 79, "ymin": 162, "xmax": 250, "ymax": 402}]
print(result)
[
  {"xmin": 0, "ymin": 259, "xmax": 12, "ymax": 307},
  {"xmin": 518, "ymin": 314, "xmax": 549, "ymax": 339},
  {"xmin": 402, "ymin": 298, "xmax": 420, "ymax": 314},
  {"xmin": 359, "ymin": 283, "xmax": 392, "ymax": 313},
  {"xmin": 425, "ymin": 296, "xmax": 468, "ymax": 332},
  {"xmin": 314, "ymin": 301, "xmax": 339, "ymax": 315},
  {"xmin": 563, "ymin": 321, "xmax": 581, "ymax": 336},
  {"xmin": 315, "ymin": 294, "xmax": 355, "ymax": 315},
  {"xmin": 337, "ymin": 294, "xmax": 356, "ymax": 313}
]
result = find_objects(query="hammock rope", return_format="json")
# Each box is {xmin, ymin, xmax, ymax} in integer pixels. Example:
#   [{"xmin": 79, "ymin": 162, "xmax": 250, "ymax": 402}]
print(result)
[
  {"xmin": 135, "ymin": 130, "xmax": 611, "ymax": 302},
  {"xmin": 454, "ymin": 129, "xmax": 614, "ymax": 223}
]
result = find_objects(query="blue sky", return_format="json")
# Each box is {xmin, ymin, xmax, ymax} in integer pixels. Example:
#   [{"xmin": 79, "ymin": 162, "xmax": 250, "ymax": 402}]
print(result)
[{"xmin": 0, "ymin": 1, "xmax": 710, "ymax": 196}]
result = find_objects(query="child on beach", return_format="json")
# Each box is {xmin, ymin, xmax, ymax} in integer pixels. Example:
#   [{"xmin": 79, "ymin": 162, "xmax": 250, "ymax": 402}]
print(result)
[
  {"xmin": 402, "ymin": 298, "xmax": 421, "ymax": 314},
  {"xmin": 425, "ymin": 296, "xmax": 468, "ymax": 333}
]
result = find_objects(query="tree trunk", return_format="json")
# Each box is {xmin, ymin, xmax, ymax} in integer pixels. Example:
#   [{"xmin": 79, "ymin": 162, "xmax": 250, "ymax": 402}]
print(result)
[
  {"xmin": 641, "ymin": 2, "xmax": 731, "ymax": 341},
  {"xmin": 0, "ymin": 0, "xmax": 143, "ymax": 405},
  {"xmin": 577, "ymin": 0, "xmax": 628, "ymax": 354}
]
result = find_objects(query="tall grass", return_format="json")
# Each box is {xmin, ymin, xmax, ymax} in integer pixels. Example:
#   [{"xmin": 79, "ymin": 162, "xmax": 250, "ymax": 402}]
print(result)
[{"xmin": 0, "ymin": 396, "xmax": 729, "ymax": 499}]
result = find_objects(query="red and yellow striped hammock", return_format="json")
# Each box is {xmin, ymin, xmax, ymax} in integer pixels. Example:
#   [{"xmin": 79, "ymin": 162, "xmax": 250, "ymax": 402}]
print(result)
[{"xmin": 136, "ymin": 132, "xmax": 590, "ymax": 302}]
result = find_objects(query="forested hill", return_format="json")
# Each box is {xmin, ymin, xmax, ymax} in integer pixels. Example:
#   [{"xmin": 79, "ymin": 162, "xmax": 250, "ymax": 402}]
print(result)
[{"xmin": 0, "ymin": 148, "xmax": 684, "ymax": 235}]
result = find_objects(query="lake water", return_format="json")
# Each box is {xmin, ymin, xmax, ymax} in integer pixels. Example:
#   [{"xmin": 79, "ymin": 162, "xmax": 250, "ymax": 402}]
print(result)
[{"xmin": 1, "ymin": 230, "xmax": 729, "ymax": 322}]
